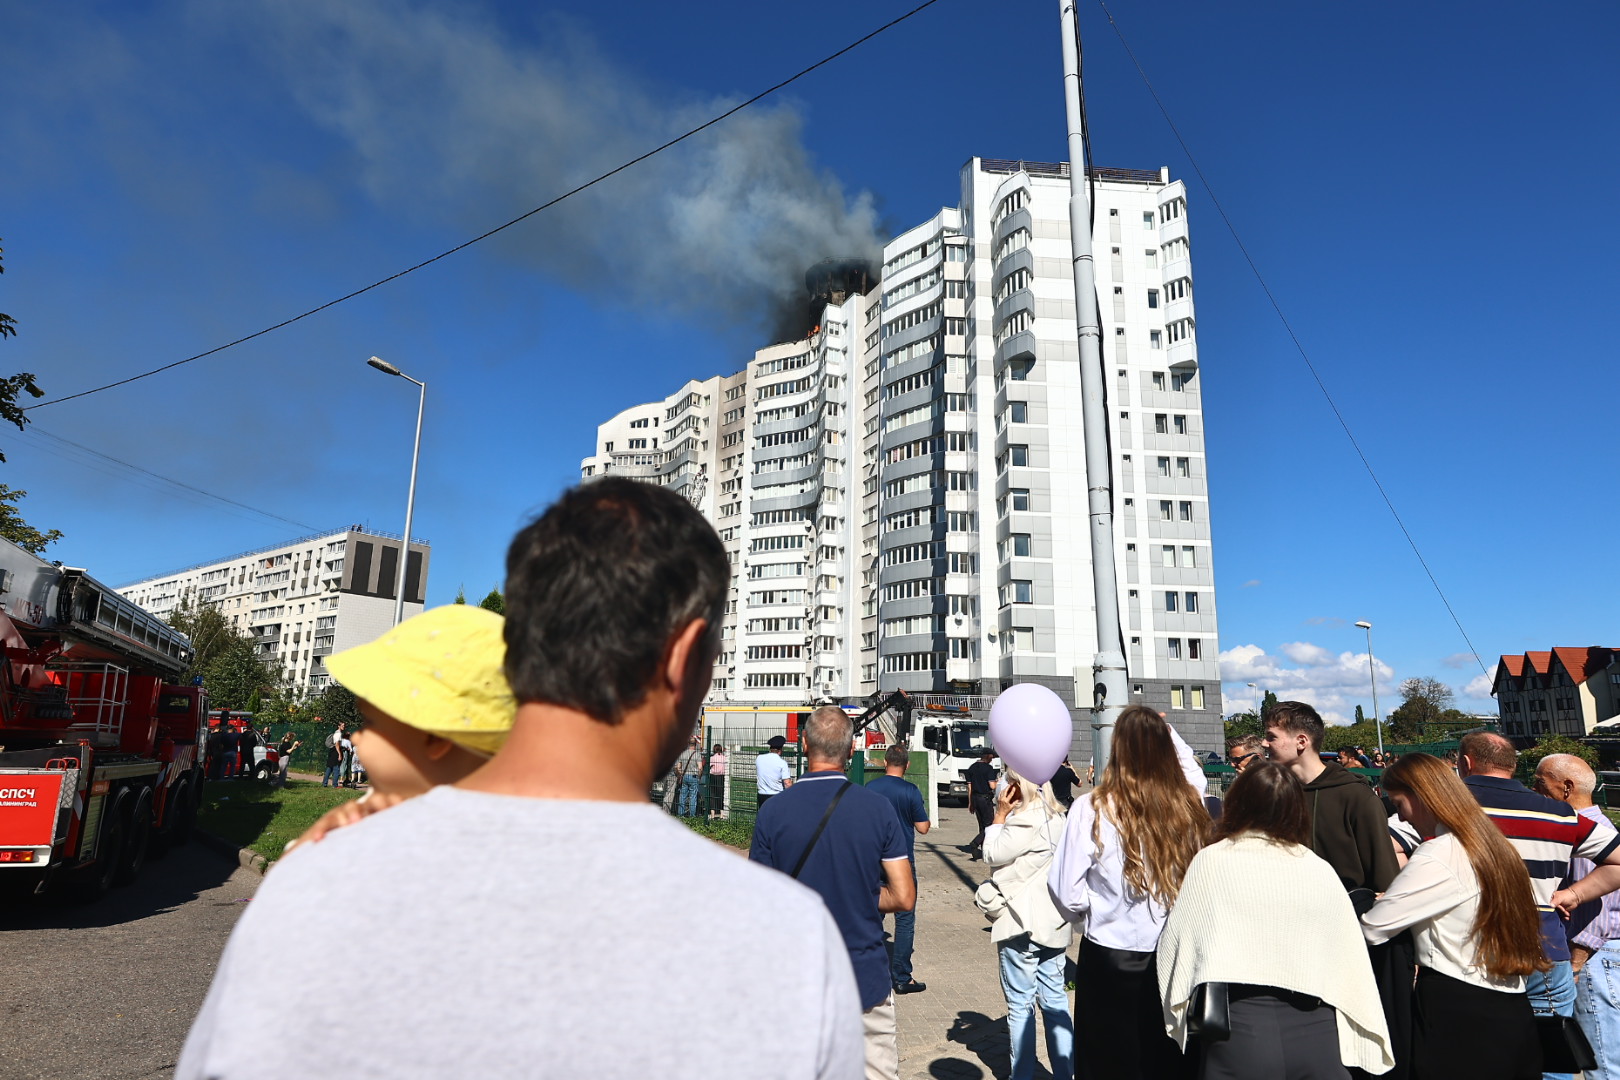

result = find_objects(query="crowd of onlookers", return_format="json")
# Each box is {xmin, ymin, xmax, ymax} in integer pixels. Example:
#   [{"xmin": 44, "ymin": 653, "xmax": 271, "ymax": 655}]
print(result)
[{"xmin": 172, "ymin": 475, "xmax": 1620, "ymax": 1080}]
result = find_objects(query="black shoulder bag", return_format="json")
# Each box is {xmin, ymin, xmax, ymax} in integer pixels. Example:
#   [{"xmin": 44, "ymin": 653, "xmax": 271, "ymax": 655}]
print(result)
[{"xmin": 791, "ymin": 782, "xmax": 853, "ymax": 879}]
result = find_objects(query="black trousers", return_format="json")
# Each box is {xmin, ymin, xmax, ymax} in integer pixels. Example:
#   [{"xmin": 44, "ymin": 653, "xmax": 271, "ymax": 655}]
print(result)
[
  {"xmin": 970, "ymin": 793, "xmax": 995, "ymax": 848},
  {"xmin": 1410, "ymin": 968, "xmax": 1540, "ymax": 1080},
  {"xmin": 1075, "ymin": 938, "xmax": 1193, "ymax": 1080},
  {"xmin": 1200, "ymin": 992, "xmax": 1348, "ymax": 1080}
]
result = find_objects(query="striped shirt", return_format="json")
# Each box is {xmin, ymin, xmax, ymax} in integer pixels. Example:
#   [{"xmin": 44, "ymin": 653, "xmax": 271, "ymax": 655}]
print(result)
[
  {"xmin": 1566, "ymin": 805, "xmax": 1620, "ymax": 953},
  {"xmin": 1464, "ymin": 774, "xmax": 1620, "ymax": 962}
]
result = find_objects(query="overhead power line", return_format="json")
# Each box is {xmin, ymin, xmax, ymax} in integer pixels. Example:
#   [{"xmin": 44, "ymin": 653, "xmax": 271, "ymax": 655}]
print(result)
[
  {"xmin": 19, "ymin": 425, "xmax": 322, "ymax": 533},
  {"xmin": 1094, "ymin": 0, "xmax": 1490, "ymax": 680},
  {"xmin": 28, "ymin": 0, "xmax": 950, "ymax": 412}
]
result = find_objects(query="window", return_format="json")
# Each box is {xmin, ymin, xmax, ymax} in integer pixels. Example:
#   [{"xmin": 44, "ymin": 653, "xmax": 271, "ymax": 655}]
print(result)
[
  {"xmin": 1009, "ymin": 401, "xmax": 1028, "ymax": 423},
  {"xmin": 1154, "ymin": 413, "xmax": 1168, "ymax": 434},
  {"xmin": 1145, "ymin": 248, "xmax": 1158, "ymax": 267},
  {"xmin": 1184, "ymin": 592, "xmax": 1198, "ymax": 613},
  {"xmin": 1178, "ymin": 501, "xmax": 1193, "ymax": 522},
  {"xmin": 1150, "ymin": 330, "xmax": 1163, "ymax": 349},
  {"xmin": 1159, "ymin": 500, "xmax": 1173, "ymax": 520},
  {"xmin": 1191, "ymin": 686, "xmax": 1205, "ymax": 709},
  {"xmin": 1172, "ymin": 371, "xmax": 1193, "ymax": 391},
  {"xmin": 1012, "ymin": 534, "xmax": 1031, "ymax": 557},
  {"xmin": 1011, "ymin": 488, "xmax": 1030, "ymax": 511},
  {"xmin": 1157, "ymin": 456, "xmax": 1170, "ymax": 476},
  {"xmin": 1188, "ymin": 639, "xmax": 1202, "ymax": 660},
  {"xmin": 1152, "ymin": 372, "xmax": 1166, "ymax": 390},
  {"xmin": 1000, "ymin": 580, "xmax": 1034, "ymax": 606},
  {"xmin": 1181, "ymin": 545, "xmax": 1196, "ymax": 567},
  {"xmin": 1009, "ymin": 359, "xmax": 1032, "ymax": 381},
  {"xmin": 1147, "ymin": 289, "xmax": 1160, "ymax": 309},
  {"xmin": 1170, "ymin": 685, "xmax": 1185, "ymax": 709},
  {"xmin": 1010, "ymin": 445, "xmax": 1028, "ymax": 467},
  {"xmin": 1174, "ymin": 414, "xmax": 1187, "ymax": 435},
  {"xmin": 1161, "ymin": 545, "xmax": 1176, "ymax": 567},
  {"xmin": 1176, "ymin": 456, "xmax": 1190, "ymax": 477},
  {"xmin": 1144, "ymin": 212, "xmax": 1156, "ymax": 230},
  {"xmin": 1165, "ymin": 590, "xmax": 1178, "ymax": 612}
]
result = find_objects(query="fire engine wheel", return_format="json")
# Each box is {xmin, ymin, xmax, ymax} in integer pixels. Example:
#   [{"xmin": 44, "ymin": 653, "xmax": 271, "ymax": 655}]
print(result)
[
  {"xmin": 169, "ymin": 781, "xmax": 197, "ymax": 847},
  {"xmin": 114, "ymin": 789, "xmax": 153, "ymax": 886},
  {"xmin": 75, "ymin": 808, "xmax": 127, "ymax": 901}
]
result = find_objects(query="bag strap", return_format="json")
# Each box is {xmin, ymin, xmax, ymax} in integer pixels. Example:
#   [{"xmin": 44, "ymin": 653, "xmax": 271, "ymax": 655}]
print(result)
[{"xmin": 791, "ymin": 782, "xmax": 853, "ymax": 879}]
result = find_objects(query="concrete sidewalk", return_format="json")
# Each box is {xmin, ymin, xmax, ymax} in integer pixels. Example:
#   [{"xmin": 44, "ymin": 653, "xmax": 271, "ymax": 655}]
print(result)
[{"xmin": 893, "ymin": 806, "xmax": 1077, "ymax": 1080}]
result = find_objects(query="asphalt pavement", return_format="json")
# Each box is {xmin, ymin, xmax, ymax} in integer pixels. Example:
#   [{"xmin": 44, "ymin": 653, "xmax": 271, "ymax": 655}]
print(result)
[{"xmin": 0, "ymin": 841, "xmax": 261, "ymax": 1080}]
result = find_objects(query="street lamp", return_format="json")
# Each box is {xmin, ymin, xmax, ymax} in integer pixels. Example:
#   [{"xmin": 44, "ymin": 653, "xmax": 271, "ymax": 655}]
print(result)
[
  {"xmin": 1355, "ymin": 620, "xmax": 1383, "ymax": 757},
  {"xmin": 367, "ymin": 356, "xmax": 425, "ymax": 627},
  {"xmin": 1246, "ymin": 682, "xmax": 1261, "ymax": 724}
]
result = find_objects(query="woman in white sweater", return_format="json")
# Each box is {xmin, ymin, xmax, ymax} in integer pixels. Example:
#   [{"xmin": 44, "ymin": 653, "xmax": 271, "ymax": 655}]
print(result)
[
  {"xmin": 982, "ymin": 768, "xmax": 1072, "ymax": 1080},
  {"xmin": 1361, "ymin": 753, "xmax": 1545, "ymax": 1079},
  {"xmin": 1157, "ymin": 761, "xmax": 1393, "ymax": 1078},
  {"xmin": 1049, "ymin": 706, "xmax": 1209, "ymax": 1079}
]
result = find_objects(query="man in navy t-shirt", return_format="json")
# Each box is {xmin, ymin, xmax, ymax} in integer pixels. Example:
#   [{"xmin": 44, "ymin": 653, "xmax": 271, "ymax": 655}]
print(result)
[
  {"xmin": 867, "ymin": 745, "xmax": 931, "ymax": 995},
  {"xmin": 751, "ymin": 707, "xmax": 915, "ymax": 1080}
]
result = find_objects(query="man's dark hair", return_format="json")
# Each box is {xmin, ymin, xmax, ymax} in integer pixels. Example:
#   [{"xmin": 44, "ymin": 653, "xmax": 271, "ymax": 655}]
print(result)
[
  {"xmin": 1266, "ymin": 700, "xmax": 1325, "ymax": 751},
  {"xmin": 503, "ymin": 477, "xmax": 728, "ymax": 723},
  {"xmin": 884, "ymin": 745, "xmax": 910, "ymax": 769}
]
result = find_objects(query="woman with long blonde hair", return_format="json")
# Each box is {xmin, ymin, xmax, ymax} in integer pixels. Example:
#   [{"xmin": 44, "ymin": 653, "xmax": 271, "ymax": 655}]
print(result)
[
  {"xmin": 982, "ymin": 767, "xmax": 1071, "ymax": 1080},
  {"xmin": 1362, "ymin": 753, "xmax": 1546, "ymax": 1079},
  {"xmin": 1048, "ymin": 705, "xmax": 1210, "ymax": 1078}
]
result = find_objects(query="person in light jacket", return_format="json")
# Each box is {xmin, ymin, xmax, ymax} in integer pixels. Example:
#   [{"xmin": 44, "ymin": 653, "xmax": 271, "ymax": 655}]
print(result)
[
  {"xmin": 1157, "ymin": 761, "xmax": 1393, "ymax": 1078},
  {"xmin": 983, "ymin": 767, "xmax": 1073, "ymax": 1080}
]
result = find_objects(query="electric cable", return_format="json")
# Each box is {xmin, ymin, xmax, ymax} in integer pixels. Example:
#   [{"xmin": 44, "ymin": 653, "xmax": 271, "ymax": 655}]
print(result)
[
  {"xmin": 1095, "ymin": 0, "xmax": 1490, "ymax": 679},
  {"xmin": 18, "ymin": 424, "xmax": 323, "ymax": 532},
  {"xmin": 27, "ymin": 0, "xmax": 952, "ymax": 412}
]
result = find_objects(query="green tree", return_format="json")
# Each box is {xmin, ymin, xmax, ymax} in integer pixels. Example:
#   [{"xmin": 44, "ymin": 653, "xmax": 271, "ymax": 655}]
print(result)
[
  {"xmin": 1261, "ymin": 691, "xmax": 1279, "ymax": 721},
  {"xmin": 478, "ymin": 587, "xmax": 505, "ymax": 615},
  {"xmin": 454, "ymin": 586, "xmax": 467, "ymax": 605},
  {"xmin": 1321, "ymin": 720, "xmax": 1380, "ymax": 753},
  {"xmin": 0, "ymin": 240, "xmax": 47, "ymax": 464},
  {"xmin": 166, "ymin": 592, "xmax": 275, "ymax": 710},
  {"xmin": 1354, "ymin": 704, "xmax": 1366, "ymax": 725},
  {"xmin": 1520, "ymin": 734, "xmax": 1598, "ymax": 773},
  {"xmin": 1388, "ymin": 677, "xmax": 1456, "ymax": 743},
  {"xmin": 316, "ymin": 683, "xmax": 363, "ymax": 730},
  {"xmin": 0, "ymin": 484, "xmax": 62, "ymax": 553},
  {"xmin": 1224, "ymin": 711, "xmax": 1262, "ymax": 744}
]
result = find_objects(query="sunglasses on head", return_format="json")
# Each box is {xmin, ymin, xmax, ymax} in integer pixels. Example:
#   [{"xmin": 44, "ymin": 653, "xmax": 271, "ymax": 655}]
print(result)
[{"xmin": 1229, "ymin": 752, "xmax": 1258, "ymax": 766}]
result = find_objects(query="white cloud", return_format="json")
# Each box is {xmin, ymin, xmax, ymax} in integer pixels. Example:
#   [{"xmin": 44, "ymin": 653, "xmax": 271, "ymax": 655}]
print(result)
[
  {"xmin": 1241, "ymin": 580, "xmax": 1261, "ymax": 588},
  {"xmin": 1441, "ymin": 652, "xmax": 1480, "ymax": 670},
  {"xmin": 1462, "ymin": 672, "xmax": 1495, "ymax": 700},
  {"xmin": 1220, "ymin": 641, "xmax": 1394, "ymax": 727}
]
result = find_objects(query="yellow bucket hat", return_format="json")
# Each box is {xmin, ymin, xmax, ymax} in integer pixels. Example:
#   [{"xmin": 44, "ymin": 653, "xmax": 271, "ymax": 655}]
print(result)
[{"xmin": 325, "ymin": 605, "xmax": 515, "ymax": 755}]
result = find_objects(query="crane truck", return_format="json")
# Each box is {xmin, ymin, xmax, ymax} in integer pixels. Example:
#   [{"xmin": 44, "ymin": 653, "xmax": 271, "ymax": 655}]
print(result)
[{"xmin": 0, "ymin": 538, "xmax": 206, "ymax": 900}]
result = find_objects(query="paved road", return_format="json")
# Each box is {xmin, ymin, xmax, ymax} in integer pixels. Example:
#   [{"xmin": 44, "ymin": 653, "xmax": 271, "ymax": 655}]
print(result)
[{"xmin": 0, "ymin": 843, "xmax": 260, "ymax": 1080}]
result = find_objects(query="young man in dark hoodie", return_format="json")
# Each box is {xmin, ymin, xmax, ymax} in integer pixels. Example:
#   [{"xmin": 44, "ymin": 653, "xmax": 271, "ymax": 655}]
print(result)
[{"xmin": 1265, "ymin": 699, "xmax": 1409, "ymax": 1079}]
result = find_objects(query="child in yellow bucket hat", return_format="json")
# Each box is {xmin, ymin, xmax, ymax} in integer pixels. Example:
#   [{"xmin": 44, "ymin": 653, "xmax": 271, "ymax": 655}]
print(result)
[{"xmin": 289, "ymin": 604, "xmax": 515, "ymax": 848}]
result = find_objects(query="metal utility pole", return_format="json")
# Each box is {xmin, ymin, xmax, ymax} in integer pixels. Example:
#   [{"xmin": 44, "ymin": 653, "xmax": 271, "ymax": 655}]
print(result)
[
  {"xmin": 367, "ymin": 356, "xmax": 426, "ymax": 627},
  {"xmin": 1059, "ymin": 0, "xmax": 1128, "ymax": 773}
]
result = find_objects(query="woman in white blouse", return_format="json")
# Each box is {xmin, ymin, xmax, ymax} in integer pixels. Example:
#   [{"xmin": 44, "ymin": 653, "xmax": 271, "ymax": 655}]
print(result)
[
  {"xmin": 1048, "ymin": 705, "xmax": 1209, "ymax": 1079},
  {"xmin": 1361, "ymin": 753, "xmax": 1546, "ymax": 1079},
  {"xmin": 983, "ymin": 767, "xmax": 1072, "ymax": 1080}
]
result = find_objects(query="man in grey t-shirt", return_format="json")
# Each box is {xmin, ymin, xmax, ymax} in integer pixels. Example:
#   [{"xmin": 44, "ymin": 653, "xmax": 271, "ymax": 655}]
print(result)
[{"xmin": 179, "ymin": 479, "xmax": 861, "ymax": 1080}]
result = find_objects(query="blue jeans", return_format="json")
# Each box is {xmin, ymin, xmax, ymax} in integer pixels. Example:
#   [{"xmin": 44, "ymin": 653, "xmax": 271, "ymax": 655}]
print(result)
[
  {"xmin": 1578, "ymin": 941, "xmax": 1620, "ymax": 1080},
  {"xmin": 322, "ymin": 764, "xmax": 342, "ymax": 787},
  {"xmin": 997, "ymin": 937, "xmax": 1073, "ymax": 1080},
  {"xmin": 1529, "ymin": 959, "xmax": 1578, "ymax": 1080},
  {"xmin": 678, "ymin": 775, "xmax": 701, "ymax": 816},
  {"xmin": 889, "ymin": 909, "xmax": 916, "ymax": 986}
]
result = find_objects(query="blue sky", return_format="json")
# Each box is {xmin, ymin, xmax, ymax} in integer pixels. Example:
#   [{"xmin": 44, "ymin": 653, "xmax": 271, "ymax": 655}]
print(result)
[{"xmin": 3, "ymin": 0, "xmax": 1615, "ymax": 725}]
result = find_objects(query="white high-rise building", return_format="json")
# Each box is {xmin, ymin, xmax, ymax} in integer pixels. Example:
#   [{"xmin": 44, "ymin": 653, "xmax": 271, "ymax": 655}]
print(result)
[
  {"xmin": 581, "ymin": 158, "xmax": 1223, "ymax": 757},
  {"xmin": 118, "ymin": 528, "xmax": 430, "ymax": 693}
]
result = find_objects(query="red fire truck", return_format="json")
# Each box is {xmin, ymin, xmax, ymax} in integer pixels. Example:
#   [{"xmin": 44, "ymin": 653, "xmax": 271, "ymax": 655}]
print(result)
[{"xmin": 0, "ymin": 538, "xmax": 207, "ymax": 899}]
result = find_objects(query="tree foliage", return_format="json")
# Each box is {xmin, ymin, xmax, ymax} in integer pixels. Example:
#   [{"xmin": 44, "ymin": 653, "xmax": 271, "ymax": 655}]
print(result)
[
  {"xmin": 453, "ymin": 586, "xmax": 466, "ymax": 605},
  {"xmin": 478, "ymin": 587, "xmax": 505, "ymax": 615},
  {"xmin": 315, "ymin": 683, "xmax": 362, "ymax": 729},
  {"xmin": 0, "ymin": 484, "xmax": 62, "ymax": 553},
  {"xmin": 1388, "ymin": 677, "xmax": 1457, "ymax": 742},
  {"xmin": 0, "ymin": 239, "xmax": 46, "ymax": 465},
  {"xmin": 166, "ymin": 593, "xmax": 276, "ymax": 711},
  {"xmin": 1520, "ymin": 734, "xmax": 1599, "ymax": 772}
]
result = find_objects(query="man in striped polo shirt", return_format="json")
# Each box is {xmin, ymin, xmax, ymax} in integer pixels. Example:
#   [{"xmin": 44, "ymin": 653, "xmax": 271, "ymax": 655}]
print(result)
[{"xmin": 1460, "ymin": 732, "xmax": 1620, "ymax": 1080}]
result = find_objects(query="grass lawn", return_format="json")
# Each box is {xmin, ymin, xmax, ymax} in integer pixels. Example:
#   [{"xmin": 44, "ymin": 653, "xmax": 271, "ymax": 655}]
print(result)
[
  {"xmin": 197, "ymin": 779, "xmax": 364, "ymax": 863},
  {"xmin": 681, "ymin": 815, "xmax": 755, "ymax": 850}
]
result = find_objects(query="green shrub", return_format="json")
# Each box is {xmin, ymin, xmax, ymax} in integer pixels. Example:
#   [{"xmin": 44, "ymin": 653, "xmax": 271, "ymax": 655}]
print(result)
[{"xmin": 682, "ymin": 815, "xmax": 755, "ymax": 849}]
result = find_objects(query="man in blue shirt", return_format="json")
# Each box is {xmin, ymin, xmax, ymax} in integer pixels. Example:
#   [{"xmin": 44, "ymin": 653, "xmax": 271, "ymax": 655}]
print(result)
[
  {"xmin": 751, "ymin": 707, "xmax": 915, "ymax": 1080},
  {"xmin": 754, "ymin": 735, "xmax": 794, "ymax": 808},
  {"xmin": 867, "ymin": 745, "xmax": 930, "ymax": 996}
]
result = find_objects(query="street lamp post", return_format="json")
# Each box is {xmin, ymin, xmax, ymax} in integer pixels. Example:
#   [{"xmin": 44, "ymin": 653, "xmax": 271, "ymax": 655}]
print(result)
[
  {"xmin": 367, "ymin": 356, "xmax": 425, "ymax": 627},
  {"xmin": 1355, "ymin": 620, "xmax": 1383, "ymax": 757}
]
